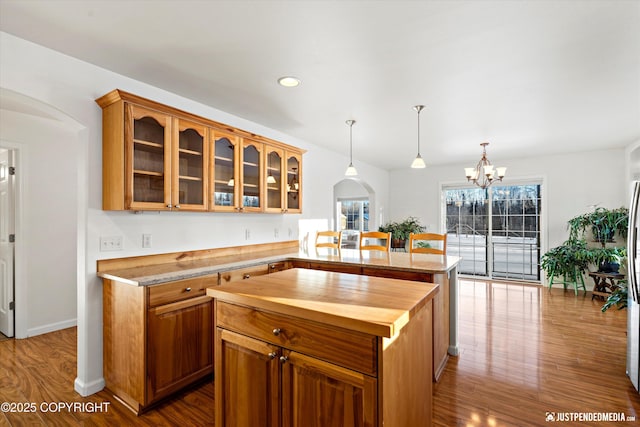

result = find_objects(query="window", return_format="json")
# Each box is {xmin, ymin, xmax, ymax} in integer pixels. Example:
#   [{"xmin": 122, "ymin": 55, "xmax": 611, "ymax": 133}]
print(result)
[
  {"xmin": 444, "ymin": 183, "xmax": 542, "ymax": 282},
  {"xmin": 338, "ymin": 199, "xmax": 369, "ymax": 232}
]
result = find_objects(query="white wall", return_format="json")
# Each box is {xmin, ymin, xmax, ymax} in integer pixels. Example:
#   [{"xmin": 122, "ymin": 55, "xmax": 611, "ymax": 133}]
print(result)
[
  {"xmin": 0, "ymin": 32, "xmax": 389, "ymax": 395},
  {"xmin": 388, "ymin": 148, "xmax": 628, "ymax": 252},
  {"xmin": 0, "ymin": 110, "xmax": 80, "ymax": 337}
]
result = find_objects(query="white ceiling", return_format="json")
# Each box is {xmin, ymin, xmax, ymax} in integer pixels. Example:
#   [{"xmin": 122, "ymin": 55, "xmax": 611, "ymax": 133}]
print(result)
[{"xmin": 1, "ymin": 0, "xmax": 638, "ymax": 170}]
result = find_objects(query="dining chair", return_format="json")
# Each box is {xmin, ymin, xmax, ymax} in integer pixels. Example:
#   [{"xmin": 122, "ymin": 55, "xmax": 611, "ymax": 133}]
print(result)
[
  {"xmin": 315, "ymin": 230, "xmax": 342, "ymax": 249},
  {"xmin": 359, "ymin": 231, "xmax": 391, "ymax": 252},
  {"xmin": 409, "ymin": 232, "xmax": 447, "ymax": 255}
]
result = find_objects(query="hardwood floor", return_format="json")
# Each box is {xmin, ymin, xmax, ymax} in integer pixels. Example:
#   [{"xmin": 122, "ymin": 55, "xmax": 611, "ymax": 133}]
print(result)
[{"xmin": 1, "ymin": 279, "xmax": 639, "ymax": 426}]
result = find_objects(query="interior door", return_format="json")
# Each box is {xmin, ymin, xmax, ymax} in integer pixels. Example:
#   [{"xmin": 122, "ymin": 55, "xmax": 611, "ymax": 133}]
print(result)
[{"xmin": 0, "ymin": 148, "xmax": 15, "ymax": 337}]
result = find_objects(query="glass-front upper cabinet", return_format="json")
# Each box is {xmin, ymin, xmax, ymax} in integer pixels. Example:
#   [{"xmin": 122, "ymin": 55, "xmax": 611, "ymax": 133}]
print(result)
[
  {"xmin": 210, "ymin": 130, "xmax": 240, "ymax": 212},
  {"xmin": 286, "ymin": 153, "xmax": 302, "ymax": 213},
  {"xmin": 173, "ymin": 119, "xmax": 208, "ymax": 211},
  {"xmin": 241, "ymin": 140, "xmax": 263, "ymax": 212},
  {"xmin": 127, "ymin": 104, "xmax": 172, "ymax": 210},
  {"xmin": 264, "ymin": 147, "xmax": 284, "ymax": 213}
]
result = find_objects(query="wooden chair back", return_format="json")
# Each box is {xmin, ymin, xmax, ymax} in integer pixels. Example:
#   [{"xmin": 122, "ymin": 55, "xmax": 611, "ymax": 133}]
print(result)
[
  {"xmin": 315, "ymin": 231, "xmax": 342, "ymax": 249},
  {"xmin": 409, "ymin": 233, "xmax": 447, "ymax": 255},
  {"xmin": 359, "ymin": 231, "xmax": 391, "ymax": 252}
]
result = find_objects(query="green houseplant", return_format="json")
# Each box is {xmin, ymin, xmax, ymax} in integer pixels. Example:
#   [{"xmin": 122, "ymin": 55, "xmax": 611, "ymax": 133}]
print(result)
[
  {"xmin": 378, "ymin": 216, "xmax": 425, "ymax": 249},
  {"xmin": 601, "ymin": 279, "xmax": 628, "ymax": 312},
  {"xmin": 541, "ymin": 206, "xmax": 629, "ymax": 304}
]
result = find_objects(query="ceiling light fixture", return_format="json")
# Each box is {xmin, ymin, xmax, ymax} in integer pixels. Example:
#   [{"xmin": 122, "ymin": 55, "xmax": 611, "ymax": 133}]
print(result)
[
  {"xmin": 345, "ymin": 119, "xmax": 358, "ymax": 177},
  {"xmin": 464, "ymin": 142, "xmax": 507, "ymax": 189},
  {"xmin": 411, "ymin": 104, "xmax": 426, "ymax": 169},
  {"xmin": 277, "ymin": 76, "xmax": 301, "ymax": 87}
]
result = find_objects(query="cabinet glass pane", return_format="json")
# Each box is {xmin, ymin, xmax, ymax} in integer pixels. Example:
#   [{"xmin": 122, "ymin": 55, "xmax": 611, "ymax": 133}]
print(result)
[
  {"xmin": 266, "ymin": 151, "xmax": 282, "ymax": 209},
  {"xmin": 133, "ymin": 116, "xmax": 165, "ymax": 203},
  {"xmin": 214, "ymin": 137, "xmax": 236, "ymax": 207},
  {"xmin": 178, "ymin": 127, "xmax": 204, "ymax": 205},
  {"xmin": 243, "ymin": 145, "xmax": 260, "ymax": 208},
  {"xmin": 287, "ymin": 156, "xmax": 300, "ymax": 210}
]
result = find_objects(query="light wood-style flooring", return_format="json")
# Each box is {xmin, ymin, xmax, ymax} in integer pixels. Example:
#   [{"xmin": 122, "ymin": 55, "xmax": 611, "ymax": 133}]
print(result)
[{"xmin": 1, "ymin": 279, "xmax": 639, "ymax": 426}]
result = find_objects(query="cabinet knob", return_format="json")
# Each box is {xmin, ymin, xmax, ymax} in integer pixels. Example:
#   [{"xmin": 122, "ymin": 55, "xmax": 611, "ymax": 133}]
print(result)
[
  {"xmin": 167, "ymin": 204, "xmax": 172, "ymax": 208},
  {"xmin": 272, "ymin": 328, "xmax": 281, "ymax": 336},
  {"xmin": 243, "ymin": 274, "xmax": 250, "ymax": 279},
  {"xmin": 279, "ymin": 355, "xmax": 289, "ymax": 364},
  {"xmin": 175, "ymin": 204, "xmax": 181, "ymax": 209},
  {"xmin": 268, "ymin": 352, "xmax": 278, "ymax": 360},
  {"xmin": 185, "ymin": 287, "xmax": 192, "ymax": 292}
]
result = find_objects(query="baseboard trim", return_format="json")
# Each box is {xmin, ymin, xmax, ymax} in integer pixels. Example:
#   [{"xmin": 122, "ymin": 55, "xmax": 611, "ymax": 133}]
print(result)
[
  {"xmin": 74, "ymin": 377, "xmax": 105, "ymax": 397},
  {"xmin": 27, "ymin": 318, "xmax": 77, "ymax": 337}
]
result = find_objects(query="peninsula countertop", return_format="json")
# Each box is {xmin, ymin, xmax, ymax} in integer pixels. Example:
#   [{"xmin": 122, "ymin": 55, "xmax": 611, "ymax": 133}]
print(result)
[
  {"xmin": 97, "ymin": 247, "xmax": 461, "ymax": 287},
  {"xmin": 207, "ymin": 267, "xmax": 439, "ymax": 338}
]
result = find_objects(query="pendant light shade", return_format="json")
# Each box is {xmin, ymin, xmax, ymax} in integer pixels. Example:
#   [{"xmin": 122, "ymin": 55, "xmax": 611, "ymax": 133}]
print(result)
[
  {"xmin": 411, "ymin": 105, "xmax": 426, "ymax": 168},
  {"xmin": 345, "ymin": 119, "xmax": 358, "ymax": 176}
]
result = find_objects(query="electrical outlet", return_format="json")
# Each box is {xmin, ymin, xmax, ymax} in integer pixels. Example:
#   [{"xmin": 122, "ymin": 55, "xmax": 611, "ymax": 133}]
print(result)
[
  {"xmin": 245, "ymin": 229, "xmax": 251, "ymax": 240},
  {"xmin": 100, "ymin": 235, "xmax": 123, "ymax": 251},
  {"xmin": 274, "ymin": 228, "xmax": 279, "ymax": 238},
  {"xmin": 142, "ymin": 234, "xmax": 152, "ymax": 248}
]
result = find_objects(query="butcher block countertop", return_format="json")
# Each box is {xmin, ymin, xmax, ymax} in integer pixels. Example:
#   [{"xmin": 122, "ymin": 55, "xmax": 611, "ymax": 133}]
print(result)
[
  {"xmin": 207, "ymin": 268, "xmax": 439, "ymax": 338},
  {"xmin": 97, "ymin": 245, "xmax": 460, "ymax": 287}
]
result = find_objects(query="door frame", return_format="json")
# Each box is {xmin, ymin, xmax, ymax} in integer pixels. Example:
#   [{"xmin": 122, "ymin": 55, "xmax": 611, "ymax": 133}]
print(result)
[
  {"xmin": 440, "ymin": 176, "xmax": 547, "ymax": 282},
  {"xmin": 0, "ymin": 140, "xmax": 26, "ymax": 338}
]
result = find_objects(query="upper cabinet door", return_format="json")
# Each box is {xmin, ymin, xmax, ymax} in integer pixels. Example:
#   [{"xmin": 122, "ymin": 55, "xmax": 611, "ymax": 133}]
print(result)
[
  {"xmin": 241, "ymin": 140, "xmax": 263, "ymax": 212},
  {"xmin": 285, "ymin": 153, "xmax": 302, "ymax": 213},
  {"xmin": 210, "ymin": 130, "xmax": 240, "ymax": 212},
  {"xmin": 126, "ymin": 104, "xmax": 172, "ymax": 210},
  {"xmin": 264, "ymin": 147, "xmax": 284, "ymax": 213},
  {"xmin": 173, "ymin": 119, "xmax": 208, "ymax": 211}
]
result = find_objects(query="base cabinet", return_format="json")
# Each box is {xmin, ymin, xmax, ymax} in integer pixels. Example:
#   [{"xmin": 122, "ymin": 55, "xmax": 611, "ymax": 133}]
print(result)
[
  {"xmin": 103, "ymin": 275, "xmax": 216, "ymax": 413},
  {"xmin": 215, "ymin": 299, "xmax": 432, "ymax": 427},
  {"xmin": 147, "ymin": 296, "xmax": 213, "ymax": 402}
]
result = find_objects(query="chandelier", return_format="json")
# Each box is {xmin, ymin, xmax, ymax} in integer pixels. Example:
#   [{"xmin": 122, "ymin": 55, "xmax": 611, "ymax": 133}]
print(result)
[{"xmin": 464, "ymin": 142, "xmax": 506, "ymax": 189}]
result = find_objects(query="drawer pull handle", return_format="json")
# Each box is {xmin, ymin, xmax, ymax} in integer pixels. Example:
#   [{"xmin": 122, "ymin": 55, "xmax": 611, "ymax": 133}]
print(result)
[
  {"xmin": 268, "ymin": 352, "xmax": 278, "ymax": 360},
  {"xmin": 279, "ymin": 356, "xmax": 288, "ymax": 364},
  {"xmin": 185, "ymin": 287, "xmax": 192, "ymax": 292},
  {"xmin": 272, "ymin": 328, "xmax": 281, "ymax": 336},
  {"xmin": 243, "ymin": 274, "xmax": 250, "ymax": 279}
]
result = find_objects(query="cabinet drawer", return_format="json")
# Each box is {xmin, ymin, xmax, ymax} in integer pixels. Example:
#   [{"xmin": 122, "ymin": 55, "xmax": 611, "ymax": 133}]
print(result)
[
  {"xmin": 219, "ymin": 264, "xmax": 270, "ymax": 284},
  {"xmin": 307, "ymin": 261, "xmax": 362, "ymax": 275},
  {"xmin": 361, "ymin": 267, "xmax": 433, "ymax": 283},
  {"xmin": 268, "ymin": 261, "xmax": 291, "ymax": 273},
  {"xmin": 216, "ymin": 301, "xmax": 377, "ymax": 375},
  {"xmin": 148, "ymin": 274, "xmax": 217, "ymax": 308}
]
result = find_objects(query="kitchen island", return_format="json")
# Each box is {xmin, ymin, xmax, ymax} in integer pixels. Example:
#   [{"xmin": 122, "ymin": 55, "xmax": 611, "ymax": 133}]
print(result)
[
  {"xmin": 207, "ymin": 267, "xmax": 438, "ymax": 427},
  {"xmin": 97, "ymin": 240, "xmax": 460, "ymax": 412}
]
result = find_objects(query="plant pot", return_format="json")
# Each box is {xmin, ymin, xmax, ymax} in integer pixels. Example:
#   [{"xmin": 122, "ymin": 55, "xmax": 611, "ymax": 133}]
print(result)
[
  {"xmin": 391, "ymin": 238, "xmax": 406, "ymax": 249},
  {"xmin": 598, "ymin": 261, "xmax": 620, "ymax": 273}
]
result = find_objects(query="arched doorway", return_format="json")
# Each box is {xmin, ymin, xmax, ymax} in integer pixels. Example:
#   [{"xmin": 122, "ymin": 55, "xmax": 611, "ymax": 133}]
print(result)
[{"xmin": 333, "ymin": 178, "xmax": 378, "ymax": 248}]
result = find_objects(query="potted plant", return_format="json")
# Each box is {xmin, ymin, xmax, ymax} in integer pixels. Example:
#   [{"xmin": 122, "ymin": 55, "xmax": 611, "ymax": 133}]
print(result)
[
  {"xmin": 378, "ymin": 216, "xmax": 426, "ymax": 249},
  {"xmin": 601, "ymin": 279, "xmax": 628, "ymax": 312},
  {"xmin": 567, "ymin": 207, "xmax": 629, "ymax": 245},
  {"xmin": 541, "ymin": 239, "xmax": 591, "ymax": 283}
]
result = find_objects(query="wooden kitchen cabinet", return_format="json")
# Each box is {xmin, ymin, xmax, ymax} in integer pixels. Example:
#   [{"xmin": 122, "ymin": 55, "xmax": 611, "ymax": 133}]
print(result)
[
  {"xmin": 210, "ymin": 269, "xmax": 436, "ymax": 427},
  {"xmin": 103, "ymin": 274, "xmax": 217, "ymax": 413},
  {"xmin": 96, "ymin": 89, "xmax": 304, "ymax": 213},
  {"xmin": 97, "ymin": 93, "xmax": 208, "ymax": 211},
  {"xmin": 210, "ymin": 129, "xmax": 240, "ymax": 211},
  {"xmin": 219, "ymin": 261, "xmax": 292, "ymax": 284},
  {"xmin": 241, "ymin": 139, "xmax": 264, "ymax": 212},
  {"xmin": 285, "ymin": 152, "xmax": 302, "ymax": 213},
  {"xmin": 215, "ymin": 302, "xmax": 378, "ymax": 427}
]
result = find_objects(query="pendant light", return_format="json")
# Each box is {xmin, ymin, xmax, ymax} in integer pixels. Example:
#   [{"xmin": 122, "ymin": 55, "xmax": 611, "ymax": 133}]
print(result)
[
  {"xmin": 266, "ymin": 152, "xmax": 276, "ymax": 184},
  {"xmin": 410, "ymin": 105, "xmax": 426, "ymax": 168},
  {"xmin": 345, "ymin": 119, "xmax": 358, "ymax": 176}
]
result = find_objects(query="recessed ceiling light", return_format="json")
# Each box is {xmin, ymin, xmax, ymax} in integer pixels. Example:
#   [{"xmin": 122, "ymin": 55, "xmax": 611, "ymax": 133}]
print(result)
[{"xmin": 277, "ymin": 76, "xmax": 301, "ymax": 87}]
